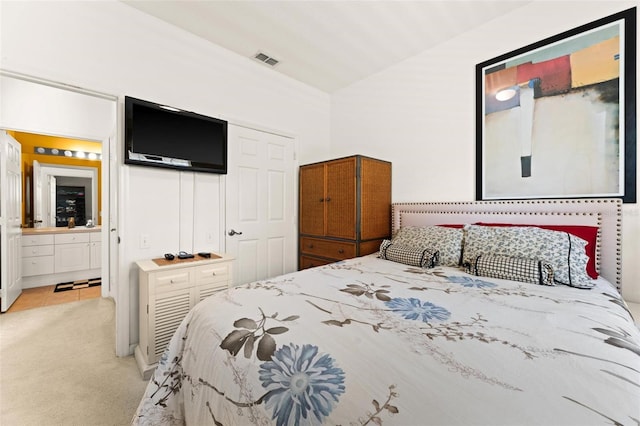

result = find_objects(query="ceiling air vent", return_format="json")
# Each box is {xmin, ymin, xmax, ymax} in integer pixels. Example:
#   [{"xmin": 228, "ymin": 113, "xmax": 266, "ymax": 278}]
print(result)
[{"xmin": 254, "ymin": 52, "xmax": 279, "ymax": 67}]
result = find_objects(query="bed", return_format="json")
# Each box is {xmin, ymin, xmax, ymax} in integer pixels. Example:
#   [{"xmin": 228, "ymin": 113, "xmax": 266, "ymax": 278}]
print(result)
[{"xmin": 133, "ymin": 199, "xmax": 639, "ymax": 426}]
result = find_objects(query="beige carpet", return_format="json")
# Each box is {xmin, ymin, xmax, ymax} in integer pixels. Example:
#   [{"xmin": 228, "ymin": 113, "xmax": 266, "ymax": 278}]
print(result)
[{"xmin": 0, "ymin": 297, "xmax": 149, "ymax": 425}]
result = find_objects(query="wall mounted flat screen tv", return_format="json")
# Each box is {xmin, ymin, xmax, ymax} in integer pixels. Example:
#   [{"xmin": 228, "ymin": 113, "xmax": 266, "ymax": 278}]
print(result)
[{"xmin": 124, "ymin": 96, "xmax": 227, "ymax": 174}]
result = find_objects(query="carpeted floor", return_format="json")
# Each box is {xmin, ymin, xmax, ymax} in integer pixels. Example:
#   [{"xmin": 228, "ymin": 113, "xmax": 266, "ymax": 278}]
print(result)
[{"xmin": 0, "ymin": 297, "xmax": 149, "ymax": 425}]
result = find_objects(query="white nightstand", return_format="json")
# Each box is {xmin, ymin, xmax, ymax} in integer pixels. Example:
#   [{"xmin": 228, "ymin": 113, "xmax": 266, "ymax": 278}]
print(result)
[{"xmin": 134, "ymin": 253, "xmax": 234, "ymax": 379}]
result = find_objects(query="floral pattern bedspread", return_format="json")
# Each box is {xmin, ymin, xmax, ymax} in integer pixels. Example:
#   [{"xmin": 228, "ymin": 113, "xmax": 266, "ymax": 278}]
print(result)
[{"xmin": 133, "ymin": 255, "xmax": 640, "ymax": 425}]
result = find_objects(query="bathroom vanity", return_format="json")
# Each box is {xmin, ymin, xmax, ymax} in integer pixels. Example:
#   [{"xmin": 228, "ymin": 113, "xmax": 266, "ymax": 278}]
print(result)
[{"xmin": 21, "ymin": 226, "xmax": 102, "ymax": 288}]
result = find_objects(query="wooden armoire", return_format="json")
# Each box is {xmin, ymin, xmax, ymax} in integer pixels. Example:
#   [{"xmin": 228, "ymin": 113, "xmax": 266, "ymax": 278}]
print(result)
[{"xmin": 298, "ymin": 155, "xmax": 392, "ymax": 269}]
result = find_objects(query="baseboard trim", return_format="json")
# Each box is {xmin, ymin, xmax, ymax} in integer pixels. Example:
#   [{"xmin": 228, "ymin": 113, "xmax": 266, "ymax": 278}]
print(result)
[{"xmin": 134, "ymin": 344, "xmax": 157, "ymax": 381}]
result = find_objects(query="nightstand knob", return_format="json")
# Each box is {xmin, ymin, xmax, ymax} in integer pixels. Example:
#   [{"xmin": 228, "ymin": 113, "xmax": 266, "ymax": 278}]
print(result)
[
  {"xmin": 338, "ymin": 249, "xmax": 344, "ymax": 254},
  {"xmin": 308, "ymin": 244, "xmax": 314, "ymax": 248}
]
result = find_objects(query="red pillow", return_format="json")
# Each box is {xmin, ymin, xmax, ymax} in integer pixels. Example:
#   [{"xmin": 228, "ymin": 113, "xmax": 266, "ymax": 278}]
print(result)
[{"xmin": 474, "ymin": 223, "xmax": 599, "ymax": 279}]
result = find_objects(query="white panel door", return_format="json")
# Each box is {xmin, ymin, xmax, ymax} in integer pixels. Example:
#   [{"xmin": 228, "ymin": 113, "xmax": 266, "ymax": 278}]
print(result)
[
  {"xmin": 226, "ymin": 125, "xmax": 296, "ymax": 286},
  {"xmin": 1, "ymin": 131, "xmax": 23, "ymax": 312}
]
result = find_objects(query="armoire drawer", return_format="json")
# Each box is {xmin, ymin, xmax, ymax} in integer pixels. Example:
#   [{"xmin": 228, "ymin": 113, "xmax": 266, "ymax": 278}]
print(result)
[
  {"xmin": 299, "ymin": 237, "xmax": 356, "ymax": 260},
  {"xmin": 299, "ymin": 255, "xmax": 334, "ymax": 270}
]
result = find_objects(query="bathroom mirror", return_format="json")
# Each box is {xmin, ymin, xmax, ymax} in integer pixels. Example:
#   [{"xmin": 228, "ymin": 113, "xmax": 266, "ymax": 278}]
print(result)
[
  {"xmin": 33, "ymin": 161, "xmax": 98, "ymax": 227},
  {"xmin": 10, "ymin": 130, "xmax": 102, "ymax": 228}
]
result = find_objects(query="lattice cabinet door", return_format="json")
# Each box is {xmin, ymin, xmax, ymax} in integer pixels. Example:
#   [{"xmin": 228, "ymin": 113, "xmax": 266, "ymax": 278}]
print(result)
[
  {"xmin": 325, "ymin": 157, "xmax": 357, "ymax": 240},
  {"xmin": 299, "ymin": 163, "xmax": 326, "ymax": 236}
]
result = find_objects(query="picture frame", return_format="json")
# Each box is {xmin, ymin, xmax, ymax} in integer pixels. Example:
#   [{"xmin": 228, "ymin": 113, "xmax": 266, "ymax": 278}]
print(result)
[{"xmin": 476, "ymin": 7, "xmax": 636, "ymax": 203}]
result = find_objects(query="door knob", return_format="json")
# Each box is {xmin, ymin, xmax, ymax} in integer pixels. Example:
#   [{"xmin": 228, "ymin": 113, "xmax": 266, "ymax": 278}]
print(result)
[{"xmin": 228, "ymin": 229, "xmax": 243, "ymax": 236}]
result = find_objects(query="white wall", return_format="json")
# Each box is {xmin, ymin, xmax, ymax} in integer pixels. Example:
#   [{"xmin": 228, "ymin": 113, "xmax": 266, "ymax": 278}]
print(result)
[
  {"xmin": 331, "ymin": 1, "xmax": 640, "ymax": 302},
  {"xmin": 1, "ymin": 0, "xmax": 331, "ymax": 354}
]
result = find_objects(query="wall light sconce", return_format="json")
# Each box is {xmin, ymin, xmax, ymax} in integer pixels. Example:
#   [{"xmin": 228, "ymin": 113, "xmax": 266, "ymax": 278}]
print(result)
[{"xmin": 35, "ymin": 146, "xmax": 101, "ymax": 161}]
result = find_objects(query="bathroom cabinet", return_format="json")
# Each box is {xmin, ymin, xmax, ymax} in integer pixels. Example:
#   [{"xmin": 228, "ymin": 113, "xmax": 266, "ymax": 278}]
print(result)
[{"xmin": 21, "ymin": 227, "xmax": 102, "ymax": 287}]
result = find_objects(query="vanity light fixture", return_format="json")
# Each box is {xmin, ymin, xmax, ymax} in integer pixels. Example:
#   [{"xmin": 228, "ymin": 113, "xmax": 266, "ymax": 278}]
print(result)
[{"xmin": 34, "ymin": 146, "xmax": 101, "ymax": 161}]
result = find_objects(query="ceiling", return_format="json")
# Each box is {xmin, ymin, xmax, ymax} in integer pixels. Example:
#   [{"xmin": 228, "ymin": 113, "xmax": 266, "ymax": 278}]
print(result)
[{"xmin": 122, "ymin": 1, "xmax": 531, "ymax": 93}]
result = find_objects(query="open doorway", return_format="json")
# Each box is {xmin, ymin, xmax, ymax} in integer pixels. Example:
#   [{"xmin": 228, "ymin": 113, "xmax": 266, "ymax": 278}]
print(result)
[
  {"xmin": 3, "ymin": 131, "xmax": 105, "ymax": 312},
  {"xmin": 0, "ymin": 72, "xmax": 122, "ymax": 353}
]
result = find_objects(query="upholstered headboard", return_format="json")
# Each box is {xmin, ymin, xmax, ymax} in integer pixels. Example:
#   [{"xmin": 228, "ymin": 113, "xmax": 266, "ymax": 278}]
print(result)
[{"xmin": 391, "ymin": 199, "xmax": 623, "ymax": 289}]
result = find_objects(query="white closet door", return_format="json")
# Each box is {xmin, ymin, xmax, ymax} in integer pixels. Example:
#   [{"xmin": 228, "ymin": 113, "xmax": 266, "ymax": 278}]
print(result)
[
  {"xmin": 225, "ymin": 125, "xmax": 296, "ymax": 286},
  {"xmin": 1, "ymin": 131, "xmax": 23, "ymax": 312}
]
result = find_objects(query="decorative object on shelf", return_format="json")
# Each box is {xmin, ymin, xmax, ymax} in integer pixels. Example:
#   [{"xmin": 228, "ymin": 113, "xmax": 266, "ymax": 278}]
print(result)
[{"xmin": 476, "ymin": 7, "xmax": 636, "ymax": 203}]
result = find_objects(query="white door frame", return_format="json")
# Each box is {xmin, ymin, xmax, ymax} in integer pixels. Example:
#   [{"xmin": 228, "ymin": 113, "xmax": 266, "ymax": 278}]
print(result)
[{"xmin": 0, "ymin": 71, "xmax": 124, "ymax": 354}]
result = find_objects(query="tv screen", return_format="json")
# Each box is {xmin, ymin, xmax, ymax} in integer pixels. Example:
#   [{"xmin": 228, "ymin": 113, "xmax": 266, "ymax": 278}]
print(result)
[{"xmin": 124, "ymin": 96, "xmax": 227, "ymax": 174}]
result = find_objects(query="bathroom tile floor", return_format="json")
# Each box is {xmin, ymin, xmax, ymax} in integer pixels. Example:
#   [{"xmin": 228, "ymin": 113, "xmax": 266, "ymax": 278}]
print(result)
[{"xmin": 3, "ymin": 284, "xmax": 101, "ymax": 314}]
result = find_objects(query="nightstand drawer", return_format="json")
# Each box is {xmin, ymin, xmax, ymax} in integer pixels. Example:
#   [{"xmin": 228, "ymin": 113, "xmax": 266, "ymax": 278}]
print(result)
[
  {"xmin": 152, "ymin": 269, "xmax": 193, "ymax": 291},
  {"xmin": 300, "ymin": 237, "xmax": 356, "ymax": 260},
  {"xmin": 195, "ymin": 263, "xmax": 229, "ymax": 285}
]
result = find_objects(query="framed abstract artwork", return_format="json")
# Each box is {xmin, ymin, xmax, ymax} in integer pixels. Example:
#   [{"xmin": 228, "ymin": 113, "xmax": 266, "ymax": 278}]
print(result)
[{"xmin": 476, "ymin": 7, "xmax": 636, "ymax": 203}]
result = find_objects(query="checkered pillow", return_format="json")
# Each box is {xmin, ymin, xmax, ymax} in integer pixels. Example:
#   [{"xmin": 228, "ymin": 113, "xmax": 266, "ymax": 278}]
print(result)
[
  {"xmin": 379, "ymin": 239, "xmax": 439, "ymax": 268},
  {"xmin": 470, "ymin": 254, "xmax": 555, "ymax": 286}
]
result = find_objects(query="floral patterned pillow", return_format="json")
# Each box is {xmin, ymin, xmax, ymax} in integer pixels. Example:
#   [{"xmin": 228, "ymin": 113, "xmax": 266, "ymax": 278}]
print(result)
[
  {"xmin": 391, "ymin": 226, "xmax": 463, "ymax": 267},
  {"xmin": 462, "ymin": 225, "xmax": 592, "ymax": 288}
]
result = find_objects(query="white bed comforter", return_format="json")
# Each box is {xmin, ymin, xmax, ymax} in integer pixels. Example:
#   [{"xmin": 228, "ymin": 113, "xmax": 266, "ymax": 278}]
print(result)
[{"xmin": 133, "ymin": 255, "xmax": 640, "ymax": 425}]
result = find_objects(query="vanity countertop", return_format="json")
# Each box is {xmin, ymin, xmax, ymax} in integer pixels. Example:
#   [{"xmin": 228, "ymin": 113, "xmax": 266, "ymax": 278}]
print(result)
[{"xmin": 22, "ymin": 226, "xmax": 102, "ymax": 235}]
